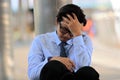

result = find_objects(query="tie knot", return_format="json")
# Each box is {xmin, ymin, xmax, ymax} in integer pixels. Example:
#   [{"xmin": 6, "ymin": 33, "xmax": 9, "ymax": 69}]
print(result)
[
  {"xmin": 60, "ymin": 42, "xmax": 67, "ymax": 57},
  {"xmin": 60, "ymin": 42, "xmax": 67, "ymax": 46}
]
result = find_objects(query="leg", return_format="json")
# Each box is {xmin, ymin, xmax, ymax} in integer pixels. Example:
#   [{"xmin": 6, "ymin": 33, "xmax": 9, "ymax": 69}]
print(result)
[
  {"xmin": 75, "ymin": 66, "xmax": 99, "ymax": 80},
  {"xmin": 40, "ymin": 60, "xmax": 74, "ymax": 80}
]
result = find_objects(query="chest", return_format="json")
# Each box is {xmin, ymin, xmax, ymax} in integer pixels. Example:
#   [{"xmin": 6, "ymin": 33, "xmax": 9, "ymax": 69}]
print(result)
[{"xmin": 42, "ymin": 41, "xmax": 72, "ymax": 56}]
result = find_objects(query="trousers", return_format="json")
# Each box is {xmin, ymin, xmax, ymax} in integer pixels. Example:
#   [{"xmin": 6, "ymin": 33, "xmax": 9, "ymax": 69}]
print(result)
[{"xmin": 40, "ymin": 60, "xmax": 99, "ymax": 80}]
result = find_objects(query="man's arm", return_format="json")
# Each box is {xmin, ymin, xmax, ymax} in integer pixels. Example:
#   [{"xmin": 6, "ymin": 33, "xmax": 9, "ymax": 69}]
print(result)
[
  {"xmin": 62, "ymin": 13, "xmax": 93, "ymax": 71},
  {"xmin": 28, "ymin": 36, "xmax": 48, "ymax": 80},
  {"xmin": 72, "ymin": 34, "xmax": 93, "ymax": 71}
]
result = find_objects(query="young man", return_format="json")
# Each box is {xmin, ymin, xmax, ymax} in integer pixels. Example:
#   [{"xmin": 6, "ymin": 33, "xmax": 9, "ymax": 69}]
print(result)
[{"xmin": 28, "ymin": 4, "xmax": 93, "ymax": 80}]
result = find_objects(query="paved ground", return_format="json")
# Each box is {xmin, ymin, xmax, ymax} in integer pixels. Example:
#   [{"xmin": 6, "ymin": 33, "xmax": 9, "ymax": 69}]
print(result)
[
  {"xmin": 92, "ymin": 38, "xmax": 120, "ymax": 80},
  {"xmin": 8, "ymin": 38, "xmax": 120, "ymax": 80}
]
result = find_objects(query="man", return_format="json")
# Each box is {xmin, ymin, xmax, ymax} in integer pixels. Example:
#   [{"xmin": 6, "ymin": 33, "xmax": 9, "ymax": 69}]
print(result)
[{"xmin": 28, "ymin": 4, "xmax": 93, "ymax": 80}]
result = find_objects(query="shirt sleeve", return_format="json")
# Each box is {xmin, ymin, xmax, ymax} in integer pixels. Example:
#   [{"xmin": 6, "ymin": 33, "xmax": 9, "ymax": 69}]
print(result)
[
  {"xmin": 72, "ymin": 35, "xmax": 93, "ymax": 71},
  {"xmin": 28, "ymin": 36, "xmax": 48, "ymax": 80}
]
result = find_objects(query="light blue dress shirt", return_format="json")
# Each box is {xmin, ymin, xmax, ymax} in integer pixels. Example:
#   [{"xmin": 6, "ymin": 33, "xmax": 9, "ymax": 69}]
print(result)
[{"xmin": 28, "ymin": 31, "xmax": 93, "ymax": 80}]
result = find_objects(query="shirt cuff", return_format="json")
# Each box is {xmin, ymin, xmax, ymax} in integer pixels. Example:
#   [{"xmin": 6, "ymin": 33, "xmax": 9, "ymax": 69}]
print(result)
[{"xmin": 73, "ymin": 35, "xmax": 84, "ymax": 46}]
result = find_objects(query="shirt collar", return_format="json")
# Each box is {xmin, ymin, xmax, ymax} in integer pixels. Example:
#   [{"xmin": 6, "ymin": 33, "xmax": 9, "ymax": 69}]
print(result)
[
  {"xmin": 52, "ymin": 31, "xmax": 61, "ymax": 45},
  {"xmin": 66, "ymin": 39, "xmax": 73, "ymax": 45},
  {"xmin": 52, "ymin": 31, "xmax": 73, "ymax": 46}
]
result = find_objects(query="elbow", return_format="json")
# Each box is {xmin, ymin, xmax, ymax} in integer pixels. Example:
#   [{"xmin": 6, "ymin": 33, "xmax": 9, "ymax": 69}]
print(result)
[
  {"xmin": 28, "ymin": 68, "xmax": 39, "ymax": 80},
  {"xmin": 28, "ymin": 70, "xmax": 35, "ymax": 80}
]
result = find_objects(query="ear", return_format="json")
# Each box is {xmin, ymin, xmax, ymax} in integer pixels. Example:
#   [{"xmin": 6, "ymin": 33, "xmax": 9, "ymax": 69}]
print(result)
[
  {"xmin": 55, "ymin": 18, "xmax": 60, "ymax": 30},
  {"xmin": 81, "ymin": 23, "xmax": 84, "ymax": 26},
  {"xmin": 55, "ymin": 18, "xmax": 58, "ymax": 25}
]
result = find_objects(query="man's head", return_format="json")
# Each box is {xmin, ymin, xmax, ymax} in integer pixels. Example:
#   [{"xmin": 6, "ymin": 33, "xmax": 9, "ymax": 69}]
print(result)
[
  {"xmin": 56, "ymin": 4, "xmax": 86, "ymax": 26},
  {"xmin": 56, "ymin": 4, "xmax": 86, "ymax": 42}
]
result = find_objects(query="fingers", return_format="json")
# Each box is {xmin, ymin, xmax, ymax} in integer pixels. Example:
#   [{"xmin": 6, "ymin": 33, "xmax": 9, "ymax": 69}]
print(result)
[
  {"xmin": 62, "ymin": 17, "xmax": 71, "ymax": 29},
  {"xmin": 62, "ymin": 13, "xmax": 77, "ymax": 21},
  {"xmin": 72, "ymin": 13, "xmax": 77, "ymax": 20},
  {"xmin": 62, "ymin": 13, "xmax": 78, "ymax": 26},
  {"xmin": 62, "ymin": 14, "xmax": 74, "ymax": 25},
  {"xmin": 65, "ymin": 61, "xmax": 74, "ymax": 72},
  {"xmin": 51, "ymin": 57, "xmax": 75, "ymax": 72},
  {"xmin": 62, "ymin": 17, "xmax": 70, "ymax": 24},
  {"xmin": 67, "ymin": 14, "xmax": 74, "ymax": 21},
  {"xmin": 69, "ymin": 59, "xmax": 75, "ymax": 68},
  {"xmin": 66, "ymin": 64, "xmax": 74, "ymax": 72},
  {"xmin": 65, "ymin": 58, "xmax": 75, "ymax": 72},
  {"xmin": 60, "ymin": 21, "xmax": 68, "ymax": 28}
]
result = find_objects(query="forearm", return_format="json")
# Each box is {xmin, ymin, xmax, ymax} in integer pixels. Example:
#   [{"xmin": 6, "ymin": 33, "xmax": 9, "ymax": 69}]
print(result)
[{"xmin": 72, "ymin": 35, "xmax": 93, "ymax": 70}]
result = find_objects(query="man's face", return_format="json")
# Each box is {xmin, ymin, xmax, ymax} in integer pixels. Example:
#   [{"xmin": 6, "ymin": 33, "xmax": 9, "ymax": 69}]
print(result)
[{"xmin": 57, "ymin": 22, "xmax": 73, "ymax": 42}]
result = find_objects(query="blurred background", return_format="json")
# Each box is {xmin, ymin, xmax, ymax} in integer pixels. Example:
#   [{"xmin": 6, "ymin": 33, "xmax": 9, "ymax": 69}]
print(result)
[{"xmin": 0, "ymin": 0, "xmax": 120, "ymax": 80}]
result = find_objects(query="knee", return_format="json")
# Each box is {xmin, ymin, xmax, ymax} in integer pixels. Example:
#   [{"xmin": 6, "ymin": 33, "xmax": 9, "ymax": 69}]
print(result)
[
  {"xmin": 40, "ymin": 60, "xmax": 69, "ymax": 80},
  {"xmin": 75, "ymin": 66, "xmax": 100, "ymax": 80}
]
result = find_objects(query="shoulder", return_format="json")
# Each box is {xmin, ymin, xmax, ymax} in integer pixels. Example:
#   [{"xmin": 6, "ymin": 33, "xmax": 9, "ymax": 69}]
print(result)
[
  {"xmin": 82, "ymin": 32, "xmax": 91, "ymax": 41},
  {"xmin": 33, "ymin": 32, "xmax": 55, "ymax": 42},
  {"xmin": 82, "ymin": 32, "xmax": 89, "ymax": 38}
]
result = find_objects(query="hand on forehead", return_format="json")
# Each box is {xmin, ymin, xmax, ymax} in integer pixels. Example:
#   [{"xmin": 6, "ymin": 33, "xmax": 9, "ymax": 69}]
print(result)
[
  {"xmin": 61, "ymin": 13, "xmax": 78, "ymax": 27},
  {"xmin": 62, "ymin": 13, "xmax": 77, "ymax": 21}
]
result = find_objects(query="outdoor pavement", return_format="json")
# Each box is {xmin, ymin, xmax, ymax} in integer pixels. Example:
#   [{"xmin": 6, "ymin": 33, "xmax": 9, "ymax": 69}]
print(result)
[
  {"xmin": 12, "ymin": 38, "xmax": 120, "ymax": 80},
  {"xmin": 92, "ymin": 38, "xmax": 120, "ymax": 80}
]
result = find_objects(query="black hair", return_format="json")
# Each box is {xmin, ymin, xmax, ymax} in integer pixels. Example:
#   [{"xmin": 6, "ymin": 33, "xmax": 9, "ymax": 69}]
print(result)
[{"xmin": 56, "ymin": 4, "xmax": 87, "ymax": 26}]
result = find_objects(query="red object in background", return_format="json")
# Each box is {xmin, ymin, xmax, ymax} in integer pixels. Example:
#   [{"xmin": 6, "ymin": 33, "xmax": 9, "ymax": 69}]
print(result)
[{"xmin": 82, "ymin": 19, "xmax": 94, "ymax": 38}]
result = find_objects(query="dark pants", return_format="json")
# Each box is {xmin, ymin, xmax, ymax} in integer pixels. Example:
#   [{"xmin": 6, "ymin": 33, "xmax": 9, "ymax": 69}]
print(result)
[{"xmin": 40, "ymin": 60, "xmax": 99, "ymax": 80}]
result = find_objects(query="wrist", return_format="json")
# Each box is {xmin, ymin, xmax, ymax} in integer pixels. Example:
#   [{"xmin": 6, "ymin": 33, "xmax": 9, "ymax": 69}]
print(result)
[
  {"xmin": 48, "ymin": 57, "xmax": 52, "ymax": 61},
  {"xmin": 73, "ymin": 32, "xmax": 82, "ymax": 37}
]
